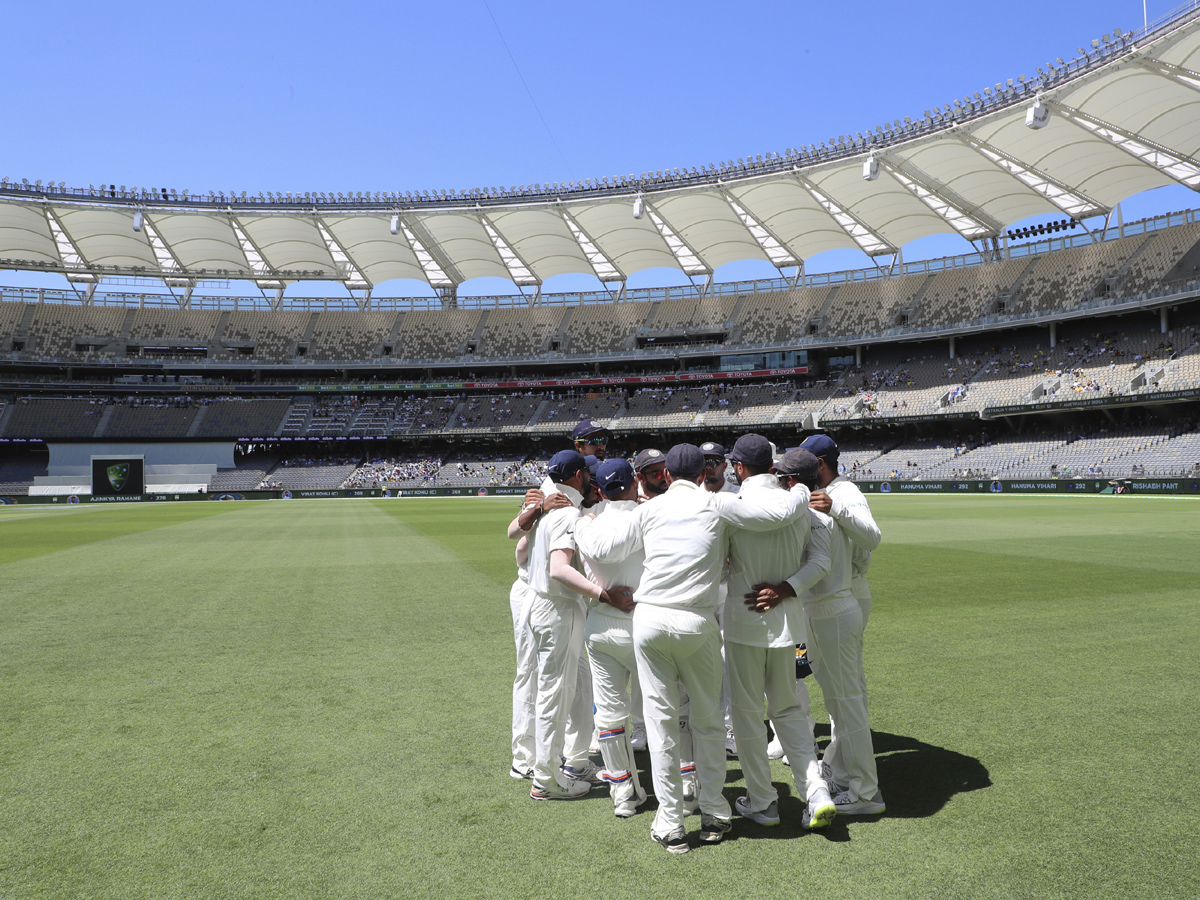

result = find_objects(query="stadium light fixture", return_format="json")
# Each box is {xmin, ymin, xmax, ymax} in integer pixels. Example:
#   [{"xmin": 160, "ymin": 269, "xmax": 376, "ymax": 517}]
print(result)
[{"xmin": 1026, "ymin": 95, "xmax": 1050, "ymax": 129}]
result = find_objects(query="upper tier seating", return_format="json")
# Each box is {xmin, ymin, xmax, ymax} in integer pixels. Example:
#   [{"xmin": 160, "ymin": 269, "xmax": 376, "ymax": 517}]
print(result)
[
  {"xmin": 397, "ymin": 309, "xmax": 481, "ymax": 359},
  {"xmin": 307, "ymin": 311, "xmax": 397, "ymax": 361},
  {"xmin": 3, "ymin": 398, "xmax": 102, "ymax": 438},
  {"xmin": 193, "ymin": 398, "xmax": 291, "ymax": 438},
  {"xmin": 223, "ymin": 310, "xmax": 310, "ymax": 362},
  {"xmin": 479, "ymin": 307, "xmax": 565, "ymax": 357}
]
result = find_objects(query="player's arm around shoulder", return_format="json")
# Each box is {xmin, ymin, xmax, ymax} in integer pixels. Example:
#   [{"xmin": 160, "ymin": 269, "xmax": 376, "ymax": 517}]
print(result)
[
  {"xmin": 827, "ymin": 481, "xmax": 881, "ymax": 552},
  {"xmin": 782, "ymin": 509, "xmax": 833, "ymax": 596},
  {"xmin": 574, "ymin": 506, "xmax": 641, "ymax": 563},
  {"xmin": 711, "ymin": 481, "xmax": 810, "ymax": 532}
]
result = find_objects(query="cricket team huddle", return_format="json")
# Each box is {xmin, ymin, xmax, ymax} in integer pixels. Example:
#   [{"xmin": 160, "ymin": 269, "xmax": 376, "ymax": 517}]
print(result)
[{"xmin": 505, "ymin": 418, "xmax": 882, "ymax": 854}]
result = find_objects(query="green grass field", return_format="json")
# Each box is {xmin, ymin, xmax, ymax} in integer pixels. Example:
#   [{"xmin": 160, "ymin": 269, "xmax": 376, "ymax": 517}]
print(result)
[{"xmin": 2, "ymin": 495, "xmax": 1198, "ymax": 900}]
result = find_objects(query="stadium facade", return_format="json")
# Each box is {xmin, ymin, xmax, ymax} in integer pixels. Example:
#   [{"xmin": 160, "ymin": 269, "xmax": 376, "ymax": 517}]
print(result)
[{"xmin": 3, "ymin": 4, "xmax": 1200, "ymax": 497}]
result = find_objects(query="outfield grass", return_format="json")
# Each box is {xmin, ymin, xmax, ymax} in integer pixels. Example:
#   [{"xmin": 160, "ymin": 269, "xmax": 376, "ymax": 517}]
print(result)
[{"xmin": 1, "ymin": 495, "xmax": 1198, "ymax": 899}]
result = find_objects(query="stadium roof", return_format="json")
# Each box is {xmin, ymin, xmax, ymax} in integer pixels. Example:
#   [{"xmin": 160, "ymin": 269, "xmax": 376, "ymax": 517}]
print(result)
[{"xmin": 4, "ymin": 6, "xmax": 1200, "ymax": 298}]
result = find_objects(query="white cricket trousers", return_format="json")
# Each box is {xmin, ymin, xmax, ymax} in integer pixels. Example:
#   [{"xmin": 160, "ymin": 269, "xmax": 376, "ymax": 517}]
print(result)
[
  {"xmin": 825, "ymin": 577, "xmax": 872, "ymax": 785},
  {"xmin": 509, "ymin": 579, "xmax": 537, "ymax": 771},
  {"xmin": 633, "ymin": 603, "xmax": 730, "ymax": 837},
  {"xmin": 586, "ymin": 611, "xmax": 646, "ymax": 809},
  {"xmin": 528, "ymin": 592, "xmax": 593, "ymax": 786},
  {"xmin": 727, "ymin": 641, "xmax": 825, "ymax": 812},
  {"xmin": 805, "ymin": 594, "xmax": 878, "ymax": 802}
]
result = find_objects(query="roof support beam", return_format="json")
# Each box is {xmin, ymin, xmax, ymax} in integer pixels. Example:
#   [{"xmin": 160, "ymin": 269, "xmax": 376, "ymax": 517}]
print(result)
[
  {"xmin": 396, "ymin": 218, "xmax": 456, "ymax": 288},
  {"xmin": 141, "ymin": 215, "xmax": 186, "ymax": 276},
  {"xmin": 1133, "ymin": 57, "xmax": 1200, "ymax": 91},
  {"xmin": 43, "ymin": 208, "xmax": 92, "ymax": 276},
  {"xmin": 560, "ymin": 210, "xmax": 624, "ymax": 282},
  {"xmin": 1050, "ymin": 102, "xmax": 1200, "ymax": 188},
  {"xmin": 722, "ymin": 193, "xmax": 802, "ymax": 268},
  {"xmin": 480, "ymin": 215, "xmax": 540, "ymax": 287},
  {"xmin": 795, "ymin": 176, "xmax": 895, "ymax": 256},
  {"xmin": 643, "ymin": 203, "xmax": 710, "ymax": 275},
  {"xmin": 879, "ymin": 158, "xmax": 999, "ymax": 238},
  {"xmin": 316, "ymin": 219, "xmax": 370, "ymax": 292},
  {"xmin": 958, "ymin": 134, "xmax": 1106, "ymax": 220},
  {"xmin": 228, "ymin": 216, "xmax": 277, "ymax": 286}
]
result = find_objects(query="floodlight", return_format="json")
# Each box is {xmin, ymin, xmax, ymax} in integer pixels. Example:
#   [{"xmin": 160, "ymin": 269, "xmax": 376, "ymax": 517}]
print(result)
[
  {"xmin": 1092, "ymin": 39, "xmax": 1100, "ymax": 48},
  {"xmin": 863, "ymin": 154, "xmax": 880, "ymax": 182},
  {"xmin": 1025, "ymin": 97, "xmax": 1050, "ymax": 129}
]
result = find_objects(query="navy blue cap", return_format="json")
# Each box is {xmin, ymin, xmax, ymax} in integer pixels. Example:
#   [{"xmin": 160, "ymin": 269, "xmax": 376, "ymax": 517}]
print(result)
[
  {"xmin": 586, "ymin": 454, "xmax": 602, "ymax": 473},
  {"xmin": 548, "ymin": 449, "xmax": 588, "ymax": 481},
  {"xmin": 730, "ymin": 433, "xmax": 773, "ymax": 469},
  {"xmin": 776, "ymin": 448, "xmax": 820, "ymax": 482},
  {"xmin": 596, "ymin": 458, "xmax": 635, "ymax": 496},
  {"xmin": 798, "ymin": 434, "xmax": 839, "ymax": 460},
  {"xmin": 632, "ymin": 447, "xmax": 665, "ymax": 472},
  {"xmin": 571, "ymin": 418, "xmax": 610, "ymax": 440},
  {"xmin": 665, "ymin": 443, "xmax": 705, "ymax": 479},
  {"xmin": 698, "ymin": 441, "xmax": 727, "ymax": 458}
]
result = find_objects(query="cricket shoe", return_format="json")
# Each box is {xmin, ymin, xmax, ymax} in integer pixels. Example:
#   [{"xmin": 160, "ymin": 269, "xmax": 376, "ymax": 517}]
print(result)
[
  {"xmin": 614, "ymin": 790, "xmax": 648, "ymax": 819},
  {"xmin": 725, "ymin": 728, "xmax": 738, "ymax": 758},
  {"xmin": 699, "ymin": 814, "xmax": 733, "ymax": 844},
  {"xmin": 630, "ymin": 723, "xmax": 648, "ymax": 752},
  {"xmin": 530, "ymin": 777, "xmax": 591, "ymax": 801},
  {"xmin": 562, "ymin": 760, "xmax": 606, "ymax": 787},
  {"xmin": 766, "ymin": 735, "xmax": 785, "ymax": 759},
  {"xmin": 832, "ymin": 790, "xmax": 886, "ymax": 815},
  {"xmin": 652, "ymin": 827, "xmax": 689, "ymax": 854},
  {"xmin": 734, "ymin": 796, "xmax": 780, "ymax": 826},
  {"xmin": 820, "ymin": 760, "xmax": 847, "ymax": 794},
  {"xmin": 802, "ymin": 789, "xmax": 837, "ymax": 830},
  {"xmin": 509, "ymin": 764, "xmax": 534, "ymax": 780}
]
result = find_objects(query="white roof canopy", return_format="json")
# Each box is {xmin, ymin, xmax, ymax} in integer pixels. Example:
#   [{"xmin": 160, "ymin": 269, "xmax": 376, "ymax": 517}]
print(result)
[{"xmin": 4, "ymin": 10, "xmax": 1200, "ymax": 294}]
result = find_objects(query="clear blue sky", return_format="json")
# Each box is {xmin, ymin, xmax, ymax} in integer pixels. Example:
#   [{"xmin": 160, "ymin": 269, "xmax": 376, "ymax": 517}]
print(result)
[{"xmin": 1, "ymin": 0, "xmax": 1192, "ymax": 298}]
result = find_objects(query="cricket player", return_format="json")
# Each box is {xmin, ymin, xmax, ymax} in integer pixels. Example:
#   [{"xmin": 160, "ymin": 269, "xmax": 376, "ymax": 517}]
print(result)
[
  {"xmin": 699, "ymin": 440, "xmax": 738, "ymax": 756},
  {"xmin": 573, "ymin": 458, "xmax": 647, "ymax": 817},
  {"xmin": 633, "ymin": 448, "xmax": 667, "ymax": 501},
  {"xmin": 722, "ymin": 439, "xmax": 837, "ymax": 830},
  {"xmin": 582, "ymin": 442, "xmax": 812, "ymax": 853},
  {"xmin": 525, "ymin": 450, "xmax": 630, "ymax": 800},
  {"xmin": 797, "ymin": 434, "xmax": 882, "ymax": 812},
  {"xmin": 573, "ymin": 418, "xmax": 611, "ymax": 462}
]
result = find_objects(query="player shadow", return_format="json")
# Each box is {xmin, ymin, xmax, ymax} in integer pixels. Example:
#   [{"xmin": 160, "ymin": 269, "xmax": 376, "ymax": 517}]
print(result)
[
  {"xmin": 623, "ymin": 725, "xmax": 990, "ymax": 838},
  {"xmin": 708, "ymin": 724, "xmax": 991, "ymax": 843}
]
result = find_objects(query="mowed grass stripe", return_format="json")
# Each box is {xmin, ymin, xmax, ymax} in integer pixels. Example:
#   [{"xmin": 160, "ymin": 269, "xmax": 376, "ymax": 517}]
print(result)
[
  {"xmin": 0, "ymin": 501, "xmax": 249, "ymax": 566},
  {"xmin": 1, "ymin": 496, "xmax": 1198, "ymax": 899}
]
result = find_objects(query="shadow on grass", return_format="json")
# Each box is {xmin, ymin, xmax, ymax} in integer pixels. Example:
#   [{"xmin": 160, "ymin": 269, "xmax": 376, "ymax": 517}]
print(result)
[{"xmin": 657, "ymin": 724, "xmax": 991, "ymax": 843}]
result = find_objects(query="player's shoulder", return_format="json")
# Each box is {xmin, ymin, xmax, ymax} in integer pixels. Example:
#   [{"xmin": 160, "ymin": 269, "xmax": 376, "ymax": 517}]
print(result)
[{"xmin": 808, "ymin": 508, "xmax": 834, "ymax": 528}]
